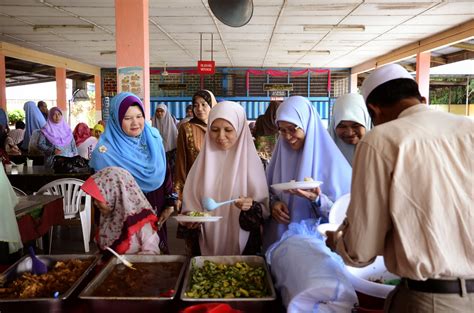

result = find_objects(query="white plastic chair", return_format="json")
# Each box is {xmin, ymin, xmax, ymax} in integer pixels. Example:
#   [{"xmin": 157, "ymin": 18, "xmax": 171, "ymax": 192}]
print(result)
[
  {"xmin": 36, "ymin": 178, "xmax": 91, "ymax": 253},
  {"xmin": 12, "ymin": 186, "xmax": 27, "ymax": 196}
]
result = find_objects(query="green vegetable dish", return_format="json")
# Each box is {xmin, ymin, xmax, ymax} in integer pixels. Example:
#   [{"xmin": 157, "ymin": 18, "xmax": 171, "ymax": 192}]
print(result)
[
  {"xmin": 185, "ymin": 260, "xmax": 269, "ymax": 299},
  {"xmin": 186, "ymin": 212, "xmax": 210, "ymax": 217}
]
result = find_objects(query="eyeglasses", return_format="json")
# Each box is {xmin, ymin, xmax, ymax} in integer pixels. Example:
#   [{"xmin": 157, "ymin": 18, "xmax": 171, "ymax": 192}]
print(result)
[{"xmin": 278, "ymin": 126, "xmax": 301, "ymax": 136}]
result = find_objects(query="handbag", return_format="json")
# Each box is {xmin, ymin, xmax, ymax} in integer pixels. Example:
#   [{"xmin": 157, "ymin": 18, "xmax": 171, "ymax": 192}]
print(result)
[{"xmin": 52, "ymin": 155, "xmax": 91, "ymax": 174}]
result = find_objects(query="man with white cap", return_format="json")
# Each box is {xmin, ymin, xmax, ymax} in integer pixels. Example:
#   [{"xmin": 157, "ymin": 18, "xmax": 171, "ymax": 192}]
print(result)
[{"xmin": 326, "ymin": 63, "xmax": 474, "ymax": 312}]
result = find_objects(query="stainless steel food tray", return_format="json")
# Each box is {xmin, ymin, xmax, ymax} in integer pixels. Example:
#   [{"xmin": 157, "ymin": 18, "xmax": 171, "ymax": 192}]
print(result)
[
  {"xmin": 181, "ymin": 255, "xmax": 276, "ymax": 302},
  {"xmin": 0, "ymin": 254, "xmax": 100, "ymax": 302},
  {"xmin": 79, "ymin": 254, "xmax": 187, "ymax": 300}
]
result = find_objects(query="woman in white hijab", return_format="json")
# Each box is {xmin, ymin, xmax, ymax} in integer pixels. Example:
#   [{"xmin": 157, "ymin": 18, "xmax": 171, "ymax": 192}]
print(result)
[
  {"xmin": 152, "ymin": 104, "xmax": 178, "ymax": 153},
  {"xmin": 328, "ymin": 93, "xmax": 372, "ymax": 166},
  {"xmin": 0, "ymin": 166, "xmax": 23, "ymax": 259},
  {"xmin": 152, "ymin": 104, "xmax": 178, "ymax": 176},
  {"xmin": 181, "ymin": 101, "xmax": 270, "ymax": 256}
]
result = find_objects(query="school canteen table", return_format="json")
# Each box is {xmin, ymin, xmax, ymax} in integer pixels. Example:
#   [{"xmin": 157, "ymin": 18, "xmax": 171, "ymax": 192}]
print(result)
[{"xmin": 6, "ymin": 165, "xmax": 93, "ymax": 195}]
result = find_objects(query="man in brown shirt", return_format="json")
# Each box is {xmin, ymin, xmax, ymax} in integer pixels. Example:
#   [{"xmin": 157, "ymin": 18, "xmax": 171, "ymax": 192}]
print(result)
[{"xmin": 326, "ymin": 64, "xmax": 474, "ymax": 312}]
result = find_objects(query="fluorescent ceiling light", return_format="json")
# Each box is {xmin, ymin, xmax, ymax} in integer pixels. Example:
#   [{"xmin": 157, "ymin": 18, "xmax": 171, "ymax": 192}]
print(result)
[
  {"xmin": 33, "ymin": 24, "xmax": 95, "ymax": 31},
  {"xmin": 288, "ymin": 50, "xmax": 330, "ymax": 55},
  {"xmin": 278, "ymin": 63, "xmax": 311, "ymax": 67},
  {"xmin": 304, "ymin": 24, "xmax": 365, "ymax": 32}
]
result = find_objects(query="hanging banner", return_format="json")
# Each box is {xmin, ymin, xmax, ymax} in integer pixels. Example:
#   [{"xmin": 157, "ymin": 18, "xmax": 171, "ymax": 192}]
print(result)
[
  {"xmin": 197, "ymin": 60, "xmax": 216, "ymax": 74},
  {"xmin": 118, "ymin": 66, "xmax": 144, "ymax": 99}
]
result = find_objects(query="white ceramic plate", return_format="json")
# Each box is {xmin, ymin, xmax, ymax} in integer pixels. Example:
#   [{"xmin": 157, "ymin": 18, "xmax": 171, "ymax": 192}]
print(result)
[
  {"xmin": 316, "ymin": 223, "xmax": 340, "ymax": 237},
  {"xmin": 345, "ymin": 256, "xmax": 399, "ymax": 299},
  {"xmin": 173, "ymin": 215, "xmax": 223, "ymax": 223},
  {"xmin": 329, "ymin": 193, "xmax": 351, "ymax": 225},
  {"xmin": 271, "ymin": 180, "xmax": 323, "ymax": 192}
]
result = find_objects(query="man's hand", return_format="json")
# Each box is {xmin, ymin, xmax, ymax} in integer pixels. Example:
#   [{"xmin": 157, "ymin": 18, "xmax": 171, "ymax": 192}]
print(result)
[
  {"xmin": 271, "ymin": 201, "xmax": 290, "ymax": 224},
  {"xmin": 325, "ymin": 230, "xmax": 338, "ymax": 252}
]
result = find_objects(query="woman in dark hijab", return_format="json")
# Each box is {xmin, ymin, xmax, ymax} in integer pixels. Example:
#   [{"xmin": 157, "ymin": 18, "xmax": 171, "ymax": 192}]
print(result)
[
  {"xmin": 174, "ymin": 89, "xmax": 217, "ymax": 256},
  {"xmin": 253, "ymin": 100, "xmax": 281, "ymax": 165}
]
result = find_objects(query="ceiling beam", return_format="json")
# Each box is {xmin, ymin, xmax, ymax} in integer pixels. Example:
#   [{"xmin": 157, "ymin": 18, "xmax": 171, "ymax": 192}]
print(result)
[
  {"xmin": 430, "ymin": 56, "xmax": 447, "ymax": 65},
  {"xmin": 0, "ymin": 42, "xmax": 101, "ymax": 76},
  {"xmin": 452, "ymin": 42, "xmax": 474, "ymax": 52},
  {"xmin": 352, "ymin": 20, "xmax": 474, "ymax": 74},
  {"xmin": 7, "ymin": 77, "xmax": 56, "ymax": 87}
]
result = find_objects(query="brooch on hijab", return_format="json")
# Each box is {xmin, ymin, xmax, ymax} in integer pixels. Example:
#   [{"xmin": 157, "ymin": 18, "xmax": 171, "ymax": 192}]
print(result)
[{"xmin": 98, "ymin": 145, "xmax": 107, "ymax": 153}]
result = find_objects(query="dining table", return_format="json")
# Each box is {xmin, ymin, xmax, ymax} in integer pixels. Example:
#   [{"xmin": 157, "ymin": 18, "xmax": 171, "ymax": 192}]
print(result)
[
  {"xmin": 0, "ymin": 194, "xmax": 65, "ymax": 264},
  {"xmin": 14, "ymin": 194, "xmax": 65, "ymax": 250},
  {"xmin": 6, "ymin": 165, "xmax": 94, "ymax": 195}
]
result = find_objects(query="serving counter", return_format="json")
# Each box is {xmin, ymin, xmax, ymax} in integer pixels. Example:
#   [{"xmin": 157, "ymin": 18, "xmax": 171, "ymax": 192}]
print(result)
[{"xmin": 0, "ymin": 255, "xmax": 286, "ymax": 313}]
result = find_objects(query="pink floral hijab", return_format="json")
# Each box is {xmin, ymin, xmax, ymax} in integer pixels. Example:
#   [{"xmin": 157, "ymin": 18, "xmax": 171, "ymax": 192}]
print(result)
[
  {"xmin": 81, "ymin": 166, "xmax": 158, "ymax": 252},
  {"xmin": 182, "ymin": 101, "xmax": 270, "ymax": 255}
]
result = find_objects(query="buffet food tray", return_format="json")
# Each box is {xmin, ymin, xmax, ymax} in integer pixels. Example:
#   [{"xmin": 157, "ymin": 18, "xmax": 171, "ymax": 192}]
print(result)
[
  {"xmin": 0, "ymin": 254, "xmax": 100, "ymax": 302},
  {"xmin": 181, "ymin": 255, "xmax": 276, "ymax": 302},
  {"xmin": 79, "ymin": 254, "xmax": 187, "ymax": 300}
]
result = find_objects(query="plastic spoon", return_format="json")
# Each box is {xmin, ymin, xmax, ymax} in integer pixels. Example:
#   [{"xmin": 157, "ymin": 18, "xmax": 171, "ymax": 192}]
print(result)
[
  {"xmin": 28, "ymin": 246, "xmax": 48, "ymax": 275},
  {"xmin": 106, "ymin": 247, "xmax": 136, "ymax": 270},
  {"xmin": 202, "ymin": 197, "xmax": 239, "ymax": 211}
]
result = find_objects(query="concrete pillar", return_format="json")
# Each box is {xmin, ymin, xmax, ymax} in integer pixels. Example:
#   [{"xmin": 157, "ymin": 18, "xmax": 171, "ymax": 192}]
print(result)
[
  {"xmin": 115, "ymin": 0, "xmax": 150, "ymax": 119},
  {"xmin": 55, "ymin": 67, "xmax": 67, "ymax": 112},
  {"xmin": 0, "ymin": 54, "xmax": 6, "ymax": 111},
  {"xmin": 350, "ymin": 73, "xmax": 358, "ymax": 93},
  {"xmin": 416, "ymin": 51, "xmax": 431, "ymax": 103}
]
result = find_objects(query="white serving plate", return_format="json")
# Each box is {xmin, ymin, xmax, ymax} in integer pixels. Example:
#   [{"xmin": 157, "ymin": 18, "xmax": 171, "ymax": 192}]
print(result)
[
  {"xmin": 271, "ymin": 180, "xmax": 323, "ymax": 192},
  {"xmin": 173, "ymin": 215, "xmax": 222, "ymax": 223},
  {"xmin": 316, "ymin": 223, "xmax": 340, "ymax": 237}
]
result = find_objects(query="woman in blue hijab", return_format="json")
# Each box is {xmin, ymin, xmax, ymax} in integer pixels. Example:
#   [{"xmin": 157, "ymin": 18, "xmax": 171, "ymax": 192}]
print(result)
[
  {"xmin": 21, "ymin": 101, "xmax": 46, "ymax": 151},
  {"xmin": 90, "ymin": 92, "xmax": 175, "ymax": 254},
  {"xmin": 263, "ymin": 96, "xmax": 352, "ymax": 250}
]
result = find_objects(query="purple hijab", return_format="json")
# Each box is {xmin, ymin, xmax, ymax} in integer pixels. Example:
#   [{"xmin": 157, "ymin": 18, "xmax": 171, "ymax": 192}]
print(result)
[
  {"xmin": 41, "ymin": 107, "xmax": 74, "ymax": 147},
  {"xmin": 264, "ymin": 96, "xmax": 352, "ymax": 249}
]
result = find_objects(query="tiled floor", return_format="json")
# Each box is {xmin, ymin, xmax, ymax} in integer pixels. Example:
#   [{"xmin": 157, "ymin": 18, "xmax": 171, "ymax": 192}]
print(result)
[{"xmin": 48, "ymin": 215, "xmax": 186, "ymax": 255}]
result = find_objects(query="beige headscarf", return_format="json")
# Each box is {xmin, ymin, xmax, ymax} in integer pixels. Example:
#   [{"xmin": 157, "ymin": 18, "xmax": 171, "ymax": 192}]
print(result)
[
  {"xmin": 152, "ymin": 104, "xmax": 178, "ymax": 152},
  {"xmin": 182, "ymin": 101, "xmax": 270, "ymax": 255},
  {"xmin": 0, "ymin": 166, "xmax": 23, "ymax": 254}
]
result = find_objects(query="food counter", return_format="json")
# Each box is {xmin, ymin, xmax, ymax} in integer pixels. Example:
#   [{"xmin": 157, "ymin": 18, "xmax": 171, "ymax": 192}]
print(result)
[{"xmin": 0, "ymin": 254, "xmax": 286, "ymax": 313}]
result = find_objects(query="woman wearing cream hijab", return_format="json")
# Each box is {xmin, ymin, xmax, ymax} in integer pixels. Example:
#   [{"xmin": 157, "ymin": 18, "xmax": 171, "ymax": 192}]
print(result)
[{"xmin": 181, "ymin": 101, "xmax": 270, "ymax": 256}]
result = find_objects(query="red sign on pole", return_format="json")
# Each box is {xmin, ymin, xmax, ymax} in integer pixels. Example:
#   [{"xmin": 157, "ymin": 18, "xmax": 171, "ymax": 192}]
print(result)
[{"xmin": 197, "ymin": 60, "xmax": 215, "ymax": 74}]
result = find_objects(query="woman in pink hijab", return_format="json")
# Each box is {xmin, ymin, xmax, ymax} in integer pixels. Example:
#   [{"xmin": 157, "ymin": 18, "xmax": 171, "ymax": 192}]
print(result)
[
  {"xmin": 181, "ymin": 101, "xmax": 270, "ymax": 256},
  {"xmin": 73, "ymin": 122, "xmax": 98, "ymax": 160}
]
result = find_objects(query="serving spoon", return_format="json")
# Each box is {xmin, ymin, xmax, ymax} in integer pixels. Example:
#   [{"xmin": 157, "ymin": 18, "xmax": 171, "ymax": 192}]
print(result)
[
  {"xmin": 28, "ymin": 246, "xmax": 48, "ymax": 275},
  {"xmin": 202, "ymin": 197, "xmax": 239, "ymax": 211},
  {"xmin": 106, "ymin": 247, "xmax": 136, "ymax": 270}
]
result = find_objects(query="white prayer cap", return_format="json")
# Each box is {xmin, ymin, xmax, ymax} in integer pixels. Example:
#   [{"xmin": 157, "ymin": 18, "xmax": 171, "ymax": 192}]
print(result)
[{"xmin": 361, "ymin": 64, "xmax": 414, "ymax": 101}]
